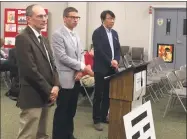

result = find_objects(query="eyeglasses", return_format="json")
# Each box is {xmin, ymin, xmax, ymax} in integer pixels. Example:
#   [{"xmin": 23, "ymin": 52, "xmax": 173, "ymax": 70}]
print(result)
[
  {"xmin": 66, "ymin": 16, "xmax": 81, "ymax": 20},
  {"xmin": 36, "ymin": 14, "xmax": 48, "ymax": 20}
]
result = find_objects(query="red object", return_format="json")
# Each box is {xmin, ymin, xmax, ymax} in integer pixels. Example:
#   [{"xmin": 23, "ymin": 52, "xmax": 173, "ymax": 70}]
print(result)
[
  {"xmin": 4, "ymin": 8, "xmax": 48, "ymax": 48},
  {"xmin": 149, "ymin": 6, "xmax": 152, "ymax": 14},
  {"xmin": 82, "ymin": 51, "xmax": 94, "ymax": 76}
]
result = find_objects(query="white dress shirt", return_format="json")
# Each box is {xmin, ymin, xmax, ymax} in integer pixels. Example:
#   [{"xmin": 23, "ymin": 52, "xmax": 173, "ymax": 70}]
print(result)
[
  {"xmin": 29, "ymin": 25, "xmax": 53, "ymax": 71},
  {"xmin": 103, "ymin": 25, "xmax": 114, "ymax": 60},
  {"xmin": 64, "ymin": 25, "xmax": 85, "ymax": 70}
]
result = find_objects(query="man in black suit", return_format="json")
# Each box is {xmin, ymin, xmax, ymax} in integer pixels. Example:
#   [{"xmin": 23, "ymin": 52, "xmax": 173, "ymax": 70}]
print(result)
[
  {"xmin": 92, "ymin": 10, "xmax": 120, "ymax": 131},
  {"xmin": 15, "ymin": 4, "xmax": 60, "ymax": 139}
]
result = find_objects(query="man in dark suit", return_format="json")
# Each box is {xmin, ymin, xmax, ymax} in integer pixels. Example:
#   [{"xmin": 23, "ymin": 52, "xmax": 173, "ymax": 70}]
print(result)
[
  {"xmin": 92, "ymin": 10, "xmax": 120, "ymax": 131},
  {"xmin": 15, "ymin": 4, "xmax": 60, "ymax": 139}
]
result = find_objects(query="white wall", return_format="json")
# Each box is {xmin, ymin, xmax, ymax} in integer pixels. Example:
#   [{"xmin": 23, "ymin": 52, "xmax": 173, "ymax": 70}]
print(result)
[{"xmin": 1, "ymin": 1, "xmax": 186, "ymax": 54}]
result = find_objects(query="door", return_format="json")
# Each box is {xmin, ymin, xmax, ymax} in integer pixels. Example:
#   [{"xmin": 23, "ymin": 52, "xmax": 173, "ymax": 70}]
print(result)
[
  {"xmin": 175, "ymin": 9, "xmax": 186, "ymax": 69},
  {"xmin": 153, "ymin": 8, "xmax": 186, "ymax": 69}
]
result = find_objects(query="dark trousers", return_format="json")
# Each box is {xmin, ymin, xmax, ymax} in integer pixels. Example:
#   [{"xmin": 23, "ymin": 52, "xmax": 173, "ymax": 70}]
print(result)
[
  {"xmin": 93, "ymin": 69, "xmax": 115, "ymax": 124},
  {"xmin": 52, "ymin": 82, "xmax": 80, "ymax": 139},
  {"xmin": 0, "ymin": 59, "xmax": 10, "ymax": 71}
]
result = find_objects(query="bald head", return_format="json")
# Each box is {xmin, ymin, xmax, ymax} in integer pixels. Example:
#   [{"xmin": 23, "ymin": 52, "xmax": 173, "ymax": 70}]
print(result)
[
  {"xmin": 26, "ymin": 4, "xmax": 47, "ymax": 32},
  {"xmin": 26, "ymin": 4, "xmax": 44, "ymax": 17}
]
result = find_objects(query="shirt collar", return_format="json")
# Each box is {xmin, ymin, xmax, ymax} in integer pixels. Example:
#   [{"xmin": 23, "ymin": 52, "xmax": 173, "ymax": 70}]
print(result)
[
  {"xmin": 64, "ymin": 25, "xmax": 75, "ymax": 35},
  {"xmin": 29, "ymin": 25, "xmax": 42, "ymax": 38},
  {"xmin": 103, "ymin": 25, "xmax": 112, "ymax": 33}
]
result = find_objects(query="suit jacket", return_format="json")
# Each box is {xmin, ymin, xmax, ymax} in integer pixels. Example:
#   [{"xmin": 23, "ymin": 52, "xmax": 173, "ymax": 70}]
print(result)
[
  {"xmin": 52, "ymin": 26, "xmax": 84, "ymax": 89},
  {"xmin": 92, "ymin": 25, "xmax": 120, "ymax": 75},
  {"xmin": 15, "ymin": 26, "xmax": 60, "ymax": 109}
]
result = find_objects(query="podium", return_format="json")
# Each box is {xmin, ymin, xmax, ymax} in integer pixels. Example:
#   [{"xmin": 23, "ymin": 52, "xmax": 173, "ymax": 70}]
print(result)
[{"xmin": 107, "ymin": 63, "xmax": 148, "ymax": 139}]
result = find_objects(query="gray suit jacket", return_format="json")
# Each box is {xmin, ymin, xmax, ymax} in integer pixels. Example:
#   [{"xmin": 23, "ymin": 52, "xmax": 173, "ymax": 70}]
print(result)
[{"xmin": 52, "ymin": 26, "xmax": 84, "ymax": 89}]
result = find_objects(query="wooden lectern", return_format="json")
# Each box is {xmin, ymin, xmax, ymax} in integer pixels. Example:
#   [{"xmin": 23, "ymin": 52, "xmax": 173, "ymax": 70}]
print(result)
[{"xmin": 107, "ymin": 63, "xmax": 148, "ymax": 139}]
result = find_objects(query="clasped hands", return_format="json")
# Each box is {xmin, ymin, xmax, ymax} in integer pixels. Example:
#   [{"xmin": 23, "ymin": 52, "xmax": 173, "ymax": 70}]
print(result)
[
  {"xmin": 111, "ymin": 60, "xmax": 119, "ymax": 69},
  {"xmin": 75, "ymin": 65, "xmax": 94, "ymax": 81},
  {"xmin": 50, "ymin": 86, "xmax": 59, "ymax": 102}
]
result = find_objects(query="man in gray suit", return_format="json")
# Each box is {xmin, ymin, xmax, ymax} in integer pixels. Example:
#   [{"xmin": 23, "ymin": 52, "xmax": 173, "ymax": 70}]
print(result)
[{"xmin": 52, "ymin": 7, "xmax": 92, "ymax": 139}]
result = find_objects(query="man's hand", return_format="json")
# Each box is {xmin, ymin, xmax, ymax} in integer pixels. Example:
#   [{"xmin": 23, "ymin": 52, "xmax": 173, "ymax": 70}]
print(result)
[
  {"xmin": 111, "ymin": 60, "xmax": 118, "ymax": 69},
  {"xmin": 85, "ymin": 65, "xmax": 94, "ymax": 77},
  {"xmin": 83, "ymin": 65, "xmax": 92, "ymax": 73},
  {"xmin": 50, "ymin": 86, "xmax": 59, "ymax": 102},
  {"xmin": 75, "ymin": 71, "xmax": 83, "ymax": 81}
]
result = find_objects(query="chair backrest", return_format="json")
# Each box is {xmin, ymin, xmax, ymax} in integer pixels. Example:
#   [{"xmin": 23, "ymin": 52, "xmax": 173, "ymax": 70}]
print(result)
[
  {"xmin": 147, "ymin": 60, "xmax": 157, "ymax": 76},
  {"xmin": 123, "ymin": 55, "xmax": 132, "ymax": 68},
  {"xmin": 118, "ymin": 56, "xmax": 126, "ymax": 68},
  {"xmin": 131, "ymin": 47, "xmax": 144, "ymax": 60},
  {"xmin": 152, "ymin": 57, "xmax": 162, "ymax": 72},
  {"xmin": 166, "ymin": 71, "xmax": 183, "ymax": 89},
  {"xmin": 157, "ymin": 57, "xmax": 169, "ymax": 70},
  {"xmin": 120, "ymin": 46, "xmax": 130, "ymax": 56},
  {"xmin": 175, "ymin": 70, "xmax": 186, "ymax": 82},
  {"xmin": 180, "ymin": 65, "xmax": 186, "ymax": 71}
]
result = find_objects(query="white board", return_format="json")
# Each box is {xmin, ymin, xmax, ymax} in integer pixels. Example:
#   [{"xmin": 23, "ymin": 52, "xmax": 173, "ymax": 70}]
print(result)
[{"xmin": 123, "ymin": 101, "xmax": 156, "ymax": 139}]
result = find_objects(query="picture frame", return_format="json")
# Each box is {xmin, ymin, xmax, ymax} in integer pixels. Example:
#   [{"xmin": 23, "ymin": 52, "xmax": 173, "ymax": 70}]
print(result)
[{"xmin": 157, "ymin": 43, "xmax": 174, "ymax": 63}]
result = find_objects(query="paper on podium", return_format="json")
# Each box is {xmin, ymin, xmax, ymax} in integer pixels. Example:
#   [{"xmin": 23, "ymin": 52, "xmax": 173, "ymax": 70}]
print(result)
[{"xmin": 133, "ymin": 70, "xmax": 147, "ymax": 101}]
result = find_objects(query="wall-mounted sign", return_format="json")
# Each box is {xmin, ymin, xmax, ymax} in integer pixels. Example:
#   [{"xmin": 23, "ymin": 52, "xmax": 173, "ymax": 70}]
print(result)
[{"xmin": 157, "ymin": 18, "xmax": 164, "ymax": 26}]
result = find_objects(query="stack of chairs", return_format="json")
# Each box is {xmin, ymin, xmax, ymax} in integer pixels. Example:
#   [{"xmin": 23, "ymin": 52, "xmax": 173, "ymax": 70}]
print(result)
[{"xmin": 143, "ymin": 57, "xmax": 186, "ymax": 117}]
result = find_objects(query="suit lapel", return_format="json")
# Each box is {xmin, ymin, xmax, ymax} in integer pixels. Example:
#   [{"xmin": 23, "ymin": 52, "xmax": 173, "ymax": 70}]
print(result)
[
  {"xmin": 61, "ymin": 26, "xmax": 77, "ymax": 49},
  {"xmin": 43, "ymin": 38, "xmax": 54, "ymax": 66},
  {"xmin": 25, "ymin": 26, "xmax": 49, "ymax": 61},
  {"xmin": 112, "ymin": 30, "xmax": 117, "ymax": 49},
  {"xmin": 75, "ymin": 34, "xmax": 81, "ymax": 59}
]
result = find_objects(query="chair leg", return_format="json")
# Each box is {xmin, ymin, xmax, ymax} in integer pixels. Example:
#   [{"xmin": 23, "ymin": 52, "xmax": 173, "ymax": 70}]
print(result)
[
  {"xmin": 150, "ymin": 85, "xmax": 160, "ymax": 101},
  {"xmin": 176, "ymin": 95, "xmax": 187, "ymax": 112},
  {"xmin": 83, "ymin": 86, "xmax": 93, "ymax": 107},
  {"xmin": 163, "ymin": 94, "xmax": 173, "ymax": 118},
  {"xmin": 147, "ymin": 86, "xmax": 156, "ymax": 103},
  {"xmin": 170, "ymin": 97, "xmax": 177, "ymax": 108}
]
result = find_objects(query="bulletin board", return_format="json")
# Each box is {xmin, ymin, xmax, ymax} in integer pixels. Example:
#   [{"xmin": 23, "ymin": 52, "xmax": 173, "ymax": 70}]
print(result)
[{"xmin": 4, "ymin": 8, "xmax": 48, "ymax": 48}]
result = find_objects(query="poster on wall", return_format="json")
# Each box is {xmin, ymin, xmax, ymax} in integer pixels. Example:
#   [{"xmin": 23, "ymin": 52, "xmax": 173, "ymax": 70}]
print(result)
[
  {"xmin": 4, "ymin": 8, "xmax": 48, "ymax": 48},
  {"xmin": 5, "ymin": 24, "xmax": 16, "ymax": 32},
  {"xmin": 17, "ymin": 25, "xmax": 27, "ymax": 33},
  {"xmin": 5, "ymin": 37, "xmax": 15, "ymax": 45},
  {"xmin": 18, "ymin": 15, "xmax": 27, "ymax": 24},
  {"xmin": 157, "ymin": 44, "xmax": 174, "ymax": 63},
  {"xmin": 7, "ymin": 11, "xmax": 15, "ymax": 23}
]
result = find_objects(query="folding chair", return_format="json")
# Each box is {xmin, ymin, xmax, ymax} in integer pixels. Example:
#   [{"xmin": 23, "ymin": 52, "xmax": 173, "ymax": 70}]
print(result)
[
  {"xmin": 180, "ymin": 65, "xmax": 186, "ymax": 72},
  {"xmin": 154, "ymin": 57, "xmax": 174, "ymax": 73},
  {"xmin": 163, "ymin": 71, "xmax": 187, "ymax": 117},
  {"xmin": 80, "ymin": 78, "xmax": 95, "ymax": 107},
  {"xmin": 175, "ymin": 70, "xmax": 186, "ymax": 83},
  {"xmin": 147, "ymin": 60, "xmax": 167, "ymax": 99},
  {"xmin": 0, "ymin": 71, "xmax": 11, "ymax": 89},
  {"xmin": 143, "ymin": 79, "xmax": 157, "ymax": 103},
  {"xmin": 131, "ymin": 47, "xmax": 145, "ymax": 65}
]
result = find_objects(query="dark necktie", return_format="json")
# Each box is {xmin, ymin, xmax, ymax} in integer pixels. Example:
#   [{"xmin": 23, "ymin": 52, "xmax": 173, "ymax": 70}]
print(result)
[{"xmin": 38, "ymin": 35, "xmax": 53, "ymax": 71}]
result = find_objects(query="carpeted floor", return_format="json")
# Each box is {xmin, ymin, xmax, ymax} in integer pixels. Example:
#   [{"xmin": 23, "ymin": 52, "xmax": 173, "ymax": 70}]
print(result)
[{"xmin": 1, "ymin": 84, "xmax": 186, "ymax": 139}]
